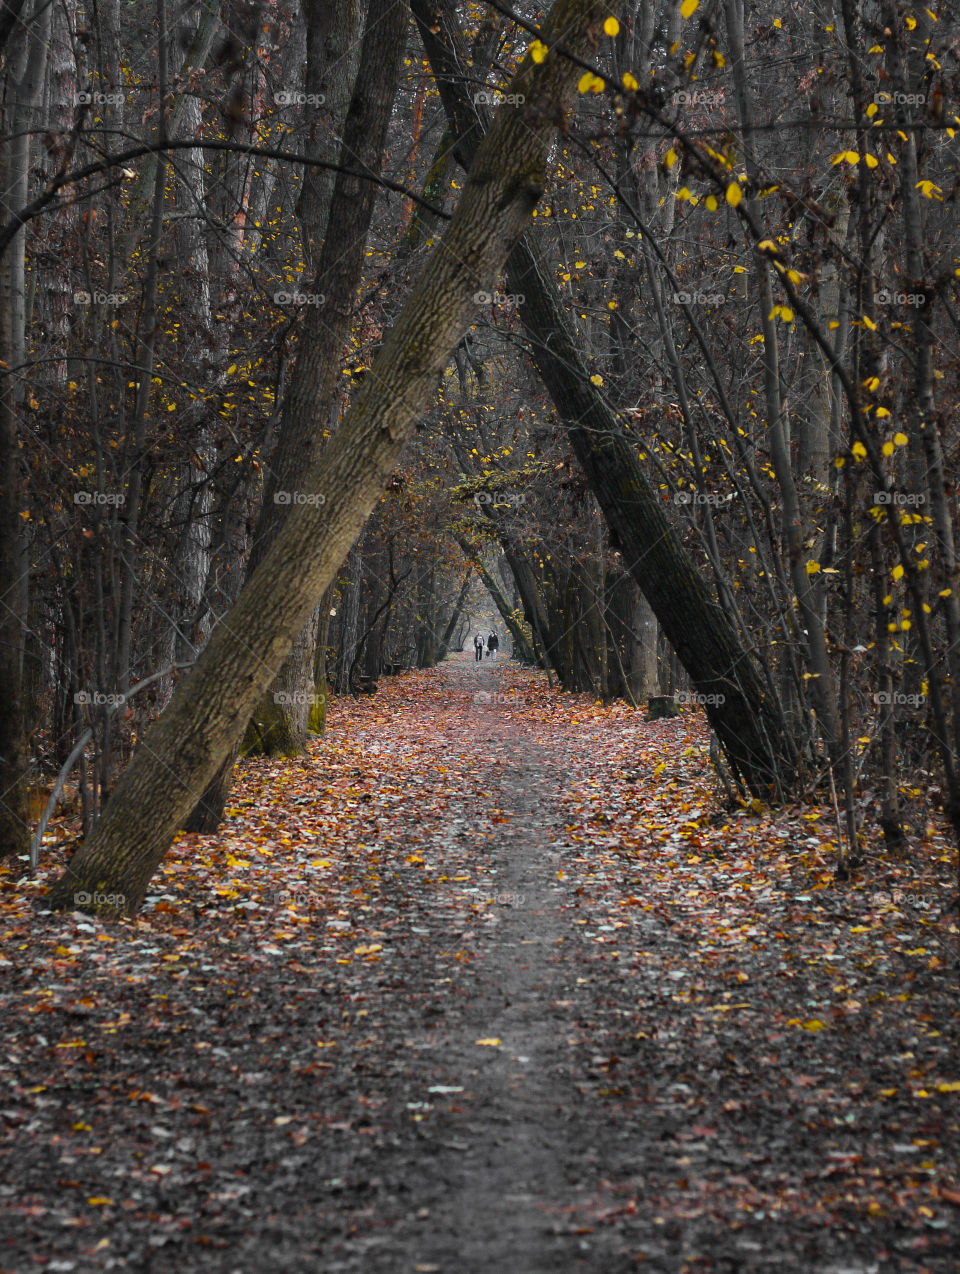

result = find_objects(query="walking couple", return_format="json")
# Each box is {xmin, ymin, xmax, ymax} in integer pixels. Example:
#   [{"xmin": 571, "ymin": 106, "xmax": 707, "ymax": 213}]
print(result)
[{"xmin": 474, "ymin": 631, "xmax": 499, "ymax": 661}]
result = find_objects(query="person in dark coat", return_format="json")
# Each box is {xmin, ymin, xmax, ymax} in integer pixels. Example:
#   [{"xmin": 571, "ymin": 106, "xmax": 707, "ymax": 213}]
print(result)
[
  {"xmin": 487, "ymin": 631, "xmax": 499, "ymax": 659},
  {"xmin": 474, "ymin": 633, "xmax": 484, "ymax": 662}
]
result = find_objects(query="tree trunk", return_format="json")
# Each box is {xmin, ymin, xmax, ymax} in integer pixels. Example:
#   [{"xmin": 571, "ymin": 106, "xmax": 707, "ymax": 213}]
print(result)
[
  {"xmin": 436, "ymin": 570, "xmax": 472, "ymax": 663},
  {"xmin": 239, "ymin": 0, "xmax": 404, "ymax": 758},
  {"xmin": 456, "ymin": 537, "xmax": 537, "ymax": 665},
  {"xmin": 46, "ymin": 0, "xmax": 616, "ymax": 915},
  {"xmin": 0, "ymin": 0, "xmax": 53, "ymax": 859}
]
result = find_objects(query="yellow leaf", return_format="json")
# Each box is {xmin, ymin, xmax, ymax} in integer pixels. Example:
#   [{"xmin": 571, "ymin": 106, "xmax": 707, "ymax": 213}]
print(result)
[
  {"xmin": 604, "ymin": 16, "xmax": 620, "ymax": 35},
  {"xmin": 936, "ymin": 1082, "xmax": 960, "ymax": 1093},
  {"xmin": 578, "ymin": 71, "xmax": 605, "ymax": 93},
  {"xmin": 680, "ymin": 0, "xmax": 699, "ymax": 17},
  {"xmin": 893, "ymin": 431, "xmax": 908, "ymax": 446},
  {"xmin": 851, "ymin": 441, "xmax": 867, "ymax": 459},
  {"xmin": 529, "ymin": 39, "xmax": 548, "ymax": 63},
  {"xmin": 622, "ymin": 71, "xmax": 638, "ymax": 90},
  {"xmin": 475, "ymin": 1038, "xmax": 502, "ymax": 1046},
  {"xmin": 892, "ymin": 564, "xmax": 904, "ymax": 581},
  {"xmin": 800, "ymin": 1019, "xmax": 827, "ymax": 1031},
  {"xmin": 725, "ymin": 181, "xmax": 742, "ymax": 207},
  {"xmin": 805, "ymin": 560, "xmax": 821, "ymax": 575},
  {"xmin": 590, "ymin": 374, "xmax": 604, "ymax": 386},
  {"xmin": 88, "ymin": 1198, "xmax": 113, "ymax": 1206},
  {"xmin": 705, "ymin": 194, "xmax": 718, "ymax": 211}
]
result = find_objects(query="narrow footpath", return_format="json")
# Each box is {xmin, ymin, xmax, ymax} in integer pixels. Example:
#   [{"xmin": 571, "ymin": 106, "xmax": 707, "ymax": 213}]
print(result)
[{"xmin": 1, "ymin": 655, "xmax": 958, "ymax": 1273}]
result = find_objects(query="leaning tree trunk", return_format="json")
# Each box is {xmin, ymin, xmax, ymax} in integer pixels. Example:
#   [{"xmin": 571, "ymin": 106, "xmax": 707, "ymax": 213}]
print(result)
[
  {"xmin": 46, "ymin": 0, "xmax": 617, "ymax": 916},
  {"xmin": 456, "ymin": 537, "xmax": 538, "ymax": 665},
  {"xmin": 181, "ymin": 0, "xmax": 400, "ymax": 836},
  {"xmin": 238, "ymin": 0, "xmax": 366, "ymax": 760},
  {"xmin": 413, "ymin": 0, "xmax": 797, "ymax": 796},
  {"xmin": 435, "ymin": 569, "xmax": 472, "ymax": 663}
]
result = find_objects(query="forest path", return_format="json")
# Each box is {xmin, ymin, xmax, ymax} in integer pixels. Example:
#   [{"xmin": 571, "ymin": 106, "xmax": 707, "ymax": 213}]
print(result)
[
  {"xmin": 2, "ymin": 656, "xmax": 959, "ymax": 1273},
  {"xmin": 346, "ymin": 652, "xmax": 601, "ymax": 1273}
]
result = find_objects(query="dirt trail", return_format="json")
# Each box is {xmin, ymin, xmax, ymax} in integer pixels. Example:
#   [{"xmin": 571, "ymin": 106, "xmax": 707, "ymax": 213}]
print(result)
[
  {"xmin": 2, "ymin": 654, "xmax": 959, "ymax": 1274},
  {"xmin": 383, "ymin": 654, "xmax": 590, "ymax": 1273}
]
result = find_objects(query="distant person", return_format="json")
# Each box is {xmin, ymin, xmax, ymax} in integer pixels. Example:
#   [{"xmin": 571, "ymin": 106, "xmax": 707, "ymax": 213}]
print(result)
[
  {"xmin": 488, "ymin": 631, "xmax": 499, "ymax": 659},
  {"xmin": 474, "ymin": 632, "xmax": 484, "ymax": 662}
]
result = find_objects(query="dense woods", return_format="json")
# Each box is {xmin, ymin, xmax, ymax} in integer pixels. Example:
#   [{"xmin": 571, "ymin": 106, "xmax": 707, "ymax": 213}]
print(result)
[
  {"xmin": 3, "ymin": 3, "xmax": 960, "ymax": 1269},
  {"xmin": 0, "ymin": 0, "xmax": 957, "ymax": 906}
]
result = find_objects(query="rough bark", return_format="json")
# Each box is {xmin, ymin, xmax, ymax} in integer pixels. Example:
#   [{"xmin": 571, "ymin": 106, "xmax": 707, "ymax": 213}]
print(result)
[
  {"xmin": 46, "ymin": 0, "xmax": 616, "ymax": 916},
  {"xmin": 240, "ymin": 0, "xmax": 404, "ymax": 758}
]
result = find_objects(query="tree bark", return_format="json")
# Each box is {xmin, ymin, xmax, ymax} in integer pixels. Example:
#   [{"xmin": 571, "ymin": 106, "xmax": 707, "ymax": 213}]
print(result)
[
  {"xmin": 46, "ymin": 0, "xmax": 617, "ymax": 916},
  {"xmin": 239, "ymin": 0, "xmax": 405, "ymax": 758}
]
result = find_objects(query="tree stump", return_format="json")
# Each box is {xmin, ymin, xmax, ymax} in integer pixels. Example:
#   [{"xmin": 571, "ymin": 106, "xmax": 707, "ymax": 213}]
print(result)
[{"xmin": 647, "ymin": 695, "xmax": 680, "ymax": 720}]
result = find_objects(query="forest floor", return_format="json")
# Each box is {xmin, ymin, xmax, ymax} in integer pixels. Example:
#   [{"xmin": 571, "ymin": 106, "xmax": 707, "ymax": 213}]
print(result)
[{"xmin": 2, "ymin": 654, "xmax": 959, "ymax": 1273}]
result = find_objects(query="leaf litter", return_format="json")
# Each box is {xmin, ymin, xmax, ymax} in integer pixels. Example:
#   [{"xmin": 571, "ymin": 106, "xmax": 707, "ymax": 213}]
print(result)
[{"xmin": 0, "ymin": 657, "xmax": 958, "ymax": 1271}]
